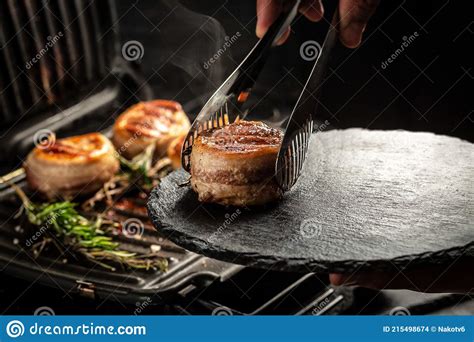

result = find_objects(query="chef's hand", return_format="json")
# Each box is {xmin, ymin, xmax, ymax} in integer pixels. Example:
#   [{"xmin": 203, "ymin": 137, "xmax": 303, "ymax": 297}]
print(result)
[
  {"xmin": 329, "ymin": 258, "xmax": 474, "ymax": 293},
  {"xmin": 256, "ymin": 0, "xmax": 380, "ymax": 48}
]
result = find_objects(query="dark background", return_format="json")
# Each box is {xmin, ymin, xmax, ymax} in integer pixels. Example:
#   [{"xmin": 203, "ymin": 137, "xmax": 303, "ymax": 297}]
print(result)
[
  {"xmin": 116, "ymin": 0, "xmax": 473, "ymax": 142},
  {"xmin": 0, "ymin": 0, "xmax": 472, "ymax": 314},
  {"xmin": 0, "ymin": 0, "xmax": 472, "ymax": 170}
]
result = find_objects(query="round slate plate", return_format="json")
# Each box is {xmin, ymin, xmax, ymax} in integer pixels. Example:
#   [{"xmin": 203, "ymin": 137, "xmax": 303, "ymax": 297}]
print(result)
[{"xmin": 148, "ymin": 129, "xmax": 474, "ymax": 273}]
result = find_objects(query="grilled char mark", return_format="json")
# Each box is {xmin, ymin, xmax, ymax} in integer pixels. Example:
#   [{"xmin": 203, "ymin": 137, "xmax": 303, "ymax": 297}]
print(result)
[
  {"xmin": 200, "ymin": 120, "xmax": 282, "ymax": 154},
  {"xmin": 117, "ymin": 100, "xmax": 186, "ymax": 138},
  {"xmin": 113, "ymin": 100, "xmax": 191, "ymax": 160},
  {"xmin": 35, "ymin": 133, "xmax": 111, "ymax": 162}
]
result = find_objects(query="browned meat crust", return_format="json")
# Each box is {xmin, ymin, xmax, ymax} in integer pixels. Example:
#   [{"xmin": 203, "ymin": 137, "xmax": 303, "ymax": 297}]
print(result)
[
  {"xmin": 112, "ymin": 100, "xmax": 190, "ymax": 159},
  {"xmin": 24, "ymin": 133, "xmax": 119, "ymax": 199},
  {"xmin": 190, "ymin": 120, "xmax": 283, "ymax": 206}
]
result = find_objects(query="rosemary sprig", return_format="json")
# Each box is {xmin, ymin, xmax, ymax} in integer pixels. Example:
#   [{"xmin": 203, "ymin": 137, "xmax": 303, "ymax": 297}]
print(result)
[
  {"xmin": 83, "ymin": 148, "xmax": 172, "ymax": 210},
  {"xmin": 117, "ymin": 144, "xmax": 155, "ymax": 188},
  {"xmin": 11, "ymin": 185, "xmax": 167, "ymax": 272}
]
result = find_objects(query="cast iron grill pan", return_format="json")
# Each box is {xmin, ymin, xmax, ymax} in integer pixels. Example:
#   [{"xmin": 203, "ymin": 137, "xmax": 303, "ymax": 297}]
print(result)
[{"xmin": 0, "ymin": 174, "xmax": 240, "ymax": 304}]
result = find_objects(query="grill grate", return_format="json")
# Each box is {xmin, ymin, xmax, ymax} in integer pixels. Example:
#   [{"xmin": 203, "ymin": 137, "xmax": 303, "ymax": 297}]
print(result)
[
  {"xmin": 0, "ymin": 175, "xmax": 241, "ymax": 303},
  {"xmin": 0, "ymin": 0, "xmax": 115, "ymax": 124}
]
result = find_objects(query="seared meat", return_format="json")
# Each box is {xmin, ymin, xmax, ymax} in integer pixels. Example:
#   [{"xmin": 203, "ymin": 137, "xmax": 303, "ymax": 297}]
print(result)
[
  {"xmin": 190, "ymin": 120, "xmax": 283, "ymax": 206},
  {"xmin": 24, "ymin": 133, "xmax": 119, "ymax": 199},
  {"xmin": 112, "ymin": 100, "xmax": 190, "ymax": 159},
  {"xmin": 167, "ymin": 134, "xmax": 186, "ymax": 169}
]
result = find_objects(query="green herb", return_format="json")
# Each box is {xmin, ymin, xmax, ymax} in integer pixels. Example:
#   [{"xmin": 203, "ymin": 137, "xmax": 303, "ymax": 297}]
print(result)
[
  {"xmin": 83, "ymin": 148, "xmax": 171, "ymax": 210},
  {"xmin": 116, "ymin": 144, "xmax": 155, "ymax": 188},
  {"xmin": 10, "ymin": 183, "xmax": 167, "ymax": 272}
]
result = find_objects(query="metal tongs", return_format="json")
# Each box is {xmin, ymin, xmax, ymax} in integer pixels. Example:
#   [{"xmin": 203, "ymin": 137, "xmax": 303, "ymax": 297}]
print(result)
[{"xmin": 182, "ymin": 0, "xmax": 339, "ymax": 191}]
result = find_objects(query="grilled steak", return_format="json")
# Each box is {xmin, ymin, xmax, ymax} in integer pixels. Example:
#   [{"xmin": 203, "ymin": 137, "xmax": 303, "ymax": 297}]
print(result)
[
  {"xmin": 190, "ymin": 120, "xmax": 283, "ymax": 206},
  {"xmin": 24, "ymin": 133, "xmax": 119, "ymax": 199},
  {"xmin": 112, "ymin": 100, "xmax": 190, "ymax": 159}
]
